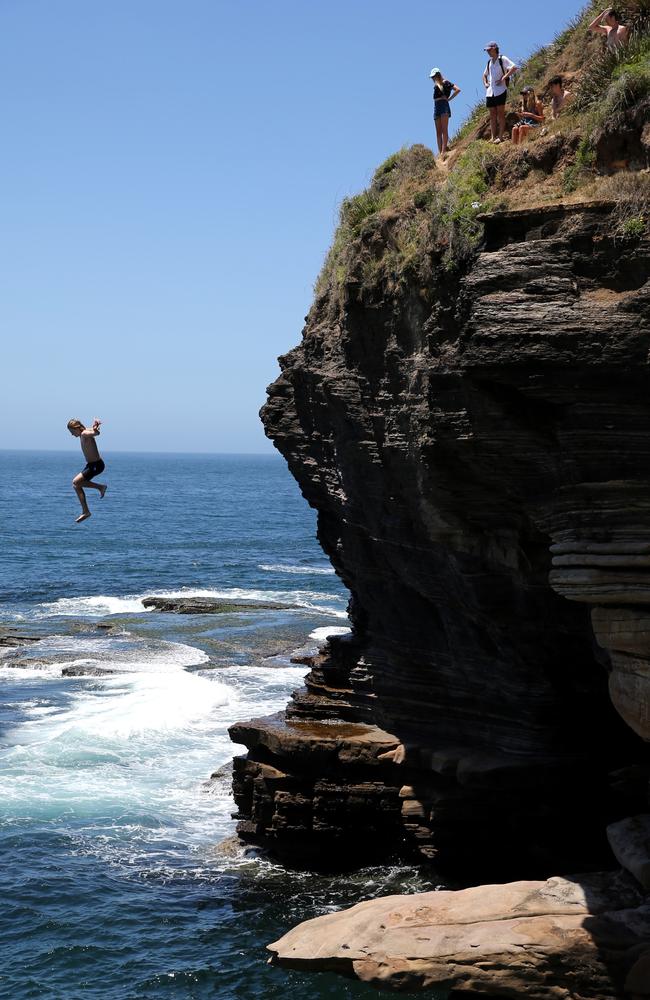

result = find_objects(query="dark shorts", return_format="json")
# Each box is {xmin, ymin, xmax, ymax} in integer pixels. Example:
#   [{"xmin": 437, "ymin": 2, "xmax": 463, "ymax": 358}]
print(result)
[
  {"xmin": 434, "ymin": 100, "xmax": 451, "ymax": 119},
  {"xmin": 81, "ymin": 459, "xmax": 105, "ymax": 481},
  {"xmin": 486, "ymin": 91, "xmax": 508, "ymax": 108}
]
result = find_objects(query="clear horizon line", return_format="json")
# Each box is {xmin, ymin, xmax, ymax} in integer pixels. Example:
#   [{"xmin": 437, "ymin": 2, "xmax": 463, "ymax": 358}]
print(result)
[{"xmin": 0, "ymin": 447, "xmax": 280, "ymax": 457}]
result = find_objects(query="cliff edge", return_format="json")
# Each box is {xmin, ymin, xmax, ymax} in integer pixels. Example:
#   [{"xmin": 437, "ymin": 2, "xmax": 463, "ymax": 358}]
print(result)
[{"xmin": 229, "ymin": 2, "xmax": 650, "ymax": 995}]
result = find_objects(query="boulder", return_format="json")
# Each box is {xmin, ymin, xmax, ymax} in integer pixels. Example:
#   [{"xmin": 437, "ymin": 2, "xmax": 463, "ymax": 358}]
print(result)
[
  {"xmin": 268, "ymin": 873, "xmax": 649, "ymax": 998},
  {"xmin": 607, "ymin": 814, "xmax": 650, "ymax": 891}
]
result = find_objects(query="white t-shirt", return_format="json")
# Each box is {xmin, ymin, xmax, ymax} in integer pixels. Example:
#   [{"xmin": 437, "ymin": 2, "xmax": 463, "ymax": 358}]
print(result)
[{"xmin": 485, "ymin": 55, "xmax": 515, "ymax": 97}]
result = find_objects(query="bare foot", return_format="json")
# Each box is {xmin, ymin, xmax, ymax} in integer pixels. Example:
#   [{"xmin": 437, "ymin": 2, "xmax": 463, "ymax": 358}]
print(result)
[
  {"xmin": 76, "ymin": 512, "xmax": 91, "ymax": 523},
  {"xmin": 99, "ymin": 485, "xmax": 107, "ymax": 499}
]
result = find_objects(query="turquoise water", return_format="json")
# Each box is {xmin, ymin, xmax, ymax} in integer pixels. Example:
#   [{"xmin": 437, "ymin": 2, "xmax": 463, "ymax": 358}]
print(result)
[{"xmin": 0, "ymin": 451, "xmax": 433, "ymax": 999}]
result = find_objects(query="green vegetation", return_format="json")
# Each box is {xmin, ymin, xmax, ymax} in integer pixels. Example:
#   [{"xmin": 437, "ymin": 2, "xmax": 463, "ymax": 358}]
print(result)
[
  {"xmin": 575, "ymin": 26, "xmax": 650, "ymax": 114},
  {"xmin": 563, "ymin": 135, "xmax": 597, "ymax": 192},
  {"xmin": 434, "ymin": 145, "xmax": 500, "ymax": 269},
  {"xmin": 622, "ymin": 214, "xmax": 647, "ymax": 238},
  {"xmin": 315, "ymin": 0, "xmax": 649, "ymax": 300},
  {"xmin": 599, "ymin": 172, "xmax": 650, "ymax": 237}
]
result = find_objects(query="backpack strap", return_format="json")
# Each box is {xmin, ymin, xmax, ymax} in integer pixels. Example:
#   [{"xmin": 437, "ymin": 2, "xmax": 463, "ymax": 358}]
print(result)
[{"xmin": 486, "ymin": 57, "xmax": 510, "ymax": 88}]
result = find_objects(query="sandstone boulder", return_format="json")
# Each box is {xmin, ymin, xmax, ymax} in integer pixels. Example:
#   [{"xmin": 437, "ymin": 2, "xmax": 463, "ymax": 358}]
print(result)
[{"xmin": 268, "ymin": 873, "xmax": 649, "ymax": 998}]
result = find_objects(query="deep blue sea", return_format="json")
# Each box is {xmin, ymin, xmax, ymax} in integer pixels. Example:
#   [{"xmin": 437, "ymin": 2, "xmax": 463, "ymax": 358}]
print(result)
[{"xmin": 0, "ymin": 451, "xmax": 434, "ymax": 1000}]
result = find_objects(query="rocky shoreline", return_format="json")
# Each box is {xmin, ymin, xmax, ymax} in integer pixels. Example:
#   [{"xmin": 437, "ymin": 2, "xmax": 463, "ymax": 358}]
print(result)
[
  {"xmin": 226, "ymin": 188, "xmax": 650, "ymax": 996},
  {"xmin": 226, "ymin": 21, "xmax": 650, "ymax": 990}
]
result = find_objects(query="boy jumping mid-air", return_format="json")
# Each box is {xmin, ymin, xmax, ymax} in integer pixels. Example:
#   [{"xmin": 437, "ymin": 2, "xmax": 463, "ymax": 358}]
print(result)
[{"xmin": 67, "ymin": 417, "xmax": 107, "ymax": 523}]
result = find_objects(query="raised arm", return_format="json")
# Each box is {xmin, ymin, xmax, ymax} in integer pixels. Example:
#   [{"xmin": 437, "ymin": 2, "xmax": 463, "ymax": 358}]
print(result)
[
  {"xmin": 84, "ymin": 418, "xmax": 102, "ymax": 437},
  {"xmin": 588, "ymin": 9, "xmax": 609, "ymax": 35}
]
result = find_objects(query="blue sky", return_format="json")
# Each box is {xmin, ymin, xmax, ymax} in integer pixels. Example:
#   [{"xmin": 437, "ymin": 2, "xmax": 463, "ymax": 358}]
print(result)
[{"xmin": 1, "ymin": 0, "xmax": 582, "ymax": 453}]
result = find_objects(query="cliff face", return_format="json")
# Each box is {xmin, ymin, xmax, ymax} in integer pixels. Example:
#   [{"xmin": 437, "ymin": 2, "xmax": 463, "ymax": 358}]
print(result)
[{"xmin": 229, "ymin": 197, "xmax": 650, "ymax": 880}]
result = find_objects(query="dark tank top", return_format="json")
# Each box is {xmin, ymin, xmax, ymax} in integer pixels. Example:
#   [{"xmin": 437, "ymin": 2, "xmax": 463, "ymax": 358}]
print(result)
[{"xmin": 433, "ymin": 80, "xmax": 453, "ymax": 100}]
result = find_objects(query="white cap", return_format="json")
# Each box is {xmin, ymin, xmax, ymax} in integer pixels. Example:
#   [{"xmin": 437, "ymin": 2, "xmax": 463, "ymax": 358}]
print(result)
[{"xmin": 429, "ymin": 67, "xmax": 441, "ymax": 78}]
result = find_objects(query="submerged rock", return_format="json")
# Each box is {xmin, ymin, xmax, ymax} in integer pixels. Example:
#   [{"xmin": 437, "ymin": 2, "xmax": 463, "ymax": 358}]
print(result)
[
  {"xmin": 61, "ymin": 664, "xmax": 117, "ymax": 677},
  {"xmin": 0, "ymin": 632, "xmax": 40, "ymax": 648}
]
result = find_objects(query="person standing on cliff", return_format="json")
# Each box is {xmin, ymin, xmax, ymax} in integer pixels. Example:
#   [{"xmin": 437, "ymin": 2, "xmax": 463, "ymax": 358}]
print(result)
[
  {"xmin": 482, "ymin": 42, "xmax": 517, "ymax": 143},
  {"xmin": 430, "ymin": 68, "xmax": 461, "ymax": 157},
  {"xmin": 67, "ymin": 417, "xmax": 107, "ymax": 523},
  {"xmin": 588, "ymin": 8, "xmax": 630, "ymax": 51}
]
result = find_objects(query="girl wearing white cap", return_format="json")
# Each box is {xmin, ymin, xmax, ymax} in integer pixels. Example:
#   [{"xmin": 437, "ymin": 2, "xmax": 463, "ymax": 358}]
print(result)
[{"xmin": 430, "ymin": 68, "xmax": 461, "ymax": 157}]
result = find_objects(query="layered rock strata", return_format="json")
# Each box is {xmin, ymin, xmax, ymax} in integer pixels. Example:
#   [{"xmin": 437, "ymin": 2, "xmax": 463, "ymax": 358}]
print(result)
[{"xmin": 230, "ymin": 200, "xmax": 650, "ymax": 879}]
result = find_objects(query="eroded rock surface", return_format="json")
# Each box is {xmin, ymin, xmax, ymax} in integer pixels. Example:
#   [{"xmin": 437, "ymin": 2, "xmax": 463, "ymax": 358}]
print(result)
[{"xmin": 268, "ymin": 872, "xmax": 650, "ymax": 998}]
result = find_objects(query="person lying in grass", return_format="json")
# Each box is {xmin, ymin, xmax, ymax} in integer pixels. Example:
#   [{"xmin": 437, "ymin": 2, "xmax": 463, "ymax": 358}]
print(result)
[{"xmin": 511, "ymin": 87, "xmax": 545, "ymax": 145}]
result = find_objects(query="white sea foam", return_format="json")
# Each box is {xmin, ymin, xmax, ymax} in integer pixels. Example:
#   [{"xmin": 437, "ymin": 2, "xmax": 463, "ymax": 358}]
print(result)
[
  {"xmin": 36, "ymin": 594, "xmax": 148, "ymax": 618},
  {"xmin": 36, "ymin": 586, "xmax": 348, "ymax": 619},
  {"xmin": 309, "ymin": 626, "xmax": 352, "ymax": 642},
  {"xmin": 0, "ymin": 629, "xmax": 307, "ymax": 854},
  {"xmin": 259, "ymin": 563, "xmax": 336, "ymax": 576}
]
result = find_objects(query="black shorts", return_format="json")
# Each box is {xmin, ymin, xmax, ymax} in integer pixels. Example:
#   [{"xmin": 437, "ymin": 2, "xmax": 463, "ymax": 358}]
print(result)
[
  {"xmin": 81, "ymin": 459, "xmax": 105, "ymax": 481},
  {"xmin": 486, "ymin": 91, "xmax": 508, "ymax": 108}
]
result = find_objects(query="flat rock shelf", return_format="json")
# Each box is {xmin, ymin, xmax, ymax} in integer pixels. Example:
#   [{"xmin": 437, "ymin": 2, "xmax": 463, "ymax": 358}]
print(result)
[{"xmin": 142, "ymin": 597, "xmax": 294, "ymax": 614}]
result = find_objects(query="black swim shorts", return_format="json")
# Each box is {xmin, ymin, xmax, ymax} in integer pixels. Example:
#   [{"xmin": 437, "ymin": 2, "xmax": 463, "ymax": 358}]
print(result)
[
  {"xmin": 81, "ymin": 459, "xmax": 105, "ymax": 481},
  {"xmin": 486, "ymin": 91, "xmax": 508, "ymax": 107}
]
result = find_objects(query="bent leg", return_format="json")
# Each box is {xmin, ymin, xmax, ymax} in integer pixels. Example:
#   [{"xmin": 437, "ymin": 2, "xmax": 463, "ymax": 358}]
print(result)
[
  {"xmin": 83, "ymin": 479, "xmax": 106, "ymax": 493},
  {"xmin": 72, "ymin": 474, "xmax": 90, "ymax": 520},
  {"xmin": 512, "ymin": 125, "xmax": 520, "ymax": 145}
]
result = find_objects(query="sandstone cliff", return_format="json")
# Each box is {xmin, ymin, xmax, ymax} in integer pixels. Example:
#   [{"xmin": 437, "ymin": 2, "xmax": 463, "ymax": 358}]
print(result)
[{"xmin": 229, "ymin": 3, "xmax": 650, "ymax": 995}]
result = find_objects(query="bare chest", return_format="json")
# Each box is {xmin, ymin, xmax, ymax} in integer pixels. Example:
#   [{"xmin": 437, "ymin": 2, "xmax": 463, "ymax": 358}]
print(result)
[{"xmin": 81, "ymin": 437, "xmax": 100, "ymax": 462}]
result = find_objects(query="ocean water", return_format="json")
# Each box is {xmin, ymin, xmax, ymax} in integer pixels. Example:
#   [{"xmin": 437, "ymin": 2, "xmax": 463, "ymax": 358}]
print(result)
[{"xmin": 0, "ymin": 451, "xmax": 434, "ymax": 1000}]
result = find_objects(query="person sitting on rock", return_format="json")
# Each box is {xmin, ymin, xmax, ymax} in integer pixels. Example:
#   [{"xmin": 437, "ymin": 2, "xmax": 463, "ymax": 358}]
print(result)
[
  {"xmin": 548, "ymin": 75, "xmax": 571, "ymax": 119},
  {"xmin": 588, "ymin": 8, "xmax": 630, "ymax": 51},
  {"xmin": 482, "ymin": 42, "xmax": 517, "ymax": 144},
  {"xmin": 511, "ymin": 87, "xmax": 545, "ymax": 145},
  {"xmin": 430, "ymin": 67, "xmax": 461, "ymax": 157}
]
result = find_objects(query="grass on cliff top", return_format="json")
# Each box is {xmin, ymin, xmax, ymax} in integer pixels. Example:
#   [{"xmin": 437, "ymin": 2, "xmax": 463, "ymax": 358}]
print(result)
[{"xmin": 315, "ymin": 0, "xmax": 650, "ymax": 300}]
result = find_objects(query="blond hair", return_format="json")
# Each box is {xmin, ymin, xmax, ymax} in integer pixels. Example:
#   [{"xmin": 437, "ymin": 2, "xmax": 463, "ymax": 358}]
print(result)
[{"xmin": 521, "ymin": 88, "xmax": 539, "ymax": 113}]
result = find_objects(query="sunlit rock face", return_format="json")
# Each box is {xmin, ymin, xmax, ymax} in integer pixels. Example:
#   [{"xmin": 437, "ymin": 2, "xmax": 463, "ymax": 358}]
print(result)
[
  {"xmin": 230, "ymin": 202, "xmax": 650, "ymax": 879},
  {"xmin": 267, "ymin": 872, "xmax": 650, "ymax": 998}
]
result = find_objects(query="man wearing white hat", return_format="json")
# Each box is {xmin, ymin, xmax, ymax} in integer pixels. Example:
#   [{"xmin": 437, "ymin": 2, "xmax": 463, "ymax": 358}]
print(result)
[{"xmin": 482, "ymin": 42, "xmax": 517, "ymax": 143}]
